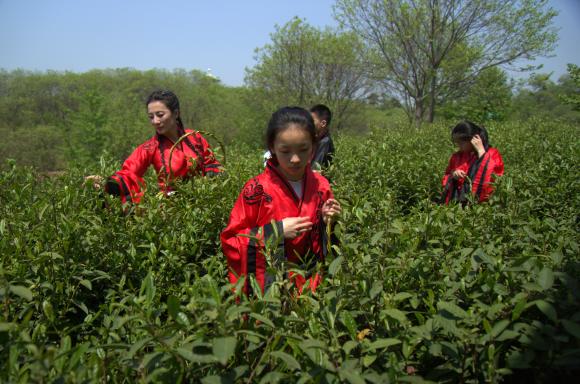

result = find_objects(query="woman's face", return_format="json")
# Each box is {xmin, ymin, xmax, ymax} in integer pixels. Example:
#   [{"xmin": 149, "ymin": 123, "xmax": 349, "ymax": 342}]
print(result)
[
  {"xmin": 453, "ymin": 136, "xmax": 473, "ymax": 153},
  {"xmin": 147, "ymin": 101, "xmax": 178, "ymax": 139},
  {"xmin": 271, "ymin": 124, "xmax": 314, "ymax": 182}
]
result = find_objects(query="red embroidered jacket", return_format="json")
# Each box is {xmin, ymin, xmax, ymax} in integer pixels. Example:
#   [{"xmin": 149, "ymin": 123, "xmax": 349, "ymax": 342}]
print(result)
[
  {"xmin": 441, "ymin": 147, "xmax": 504, "ymax": 204},
  {"xmin": 106, "ymin": 129, "xmax": 222, "ymax": 203},
  {"xmin": 221, "ymin": 159, "xmax": 334, "ymax": 295}
]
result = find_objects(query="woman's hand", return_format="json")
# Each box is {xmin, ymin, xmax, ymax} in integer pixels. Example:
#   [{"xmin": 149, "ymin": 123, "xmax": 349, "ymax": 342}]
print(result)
[
  {"xmin": 282, "ymin": 217, "xmax": 313, "ymax": 239},
  {"xmin": 322, "ymin": 198, "xmax": 341, "ymax": 225},
  {"xmin": 471, "ymin": 135, "xmax": 486, "ymax": 158},
  {"xmin": 84, "ymin": 175, "xmax": 104, "ymax": 190},
  {"xmin": 452, "ymin": 169, "xmax": 467, "ymax": 180}
]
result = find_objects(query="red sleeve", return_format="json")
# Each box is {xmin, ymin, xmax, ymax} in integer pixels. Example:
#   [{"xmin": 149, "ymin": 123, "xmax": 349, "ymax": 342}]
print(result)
[
  {"xmin": 473, "ymin": 148, "xmax": 504, "ymax": 202},
  {"xmin": 442, "ymin": 153, "xmax": 458, "ymax": 187},
  {"xmin": 106, "ymin": 142, "xmax": 154, "ymax": 203},
  {"xmin": 491, "ymin": 149, "xmax": 504, "ymax": 177},
  {"xmin": 197, "ymin": 133, "xmax": 223, "ymax": 176},
  {"xmin": 220, "ymin": 179, "xmax": 282, "ymax": 295}
]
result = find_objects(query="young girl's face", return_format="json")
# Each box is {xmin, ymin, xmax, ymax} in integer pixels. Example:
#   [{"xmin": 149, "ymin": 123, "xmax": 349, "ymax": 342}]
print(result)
[
  {"xmin": 453, "ymin": 136, "xmax": 473, "ymax": 153},
  {"xmin": 272, "ymin": 124, "xmax": 314, "ymax": 181}
]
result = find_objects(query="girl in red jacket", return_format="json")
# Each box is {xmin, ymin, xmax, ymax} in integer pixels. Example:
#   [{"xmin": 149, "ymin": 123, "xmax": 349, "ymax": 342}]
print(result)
[
  {"xmin": 221, "ymin": 106, "xmax": 341, "ymax": 295},
  {"xmin": 441, "ymin": 121, "xmax": 504, "ymax": 204},
  {"xmin": 87, "ymin": 90, "xmax": 222, "ymax": 203}
]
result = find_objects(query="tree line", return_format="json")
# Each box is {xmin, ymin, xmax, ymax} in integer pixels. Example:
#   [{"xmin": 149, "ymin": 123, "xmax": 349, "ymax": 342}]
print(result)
[{"xmin": 1, "ymin": 0, "xmax": 579, "ymax": 172}]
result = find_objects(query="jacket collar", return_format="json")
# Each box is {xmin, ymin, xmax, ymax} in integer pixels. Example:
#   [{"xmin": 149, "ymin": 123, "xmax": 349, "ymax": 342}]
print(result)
[{"xmin": 265, "ymin": 158, "xmax": 313, "ymax": 202}]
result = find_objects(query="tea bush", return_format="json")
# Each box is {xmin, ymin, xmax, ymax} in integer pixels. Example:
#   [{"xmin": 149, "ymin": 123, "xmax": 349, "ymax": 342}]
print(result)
[{"xmin": 0, "ymin": 120, "xmax": 578, "ymax": 382}]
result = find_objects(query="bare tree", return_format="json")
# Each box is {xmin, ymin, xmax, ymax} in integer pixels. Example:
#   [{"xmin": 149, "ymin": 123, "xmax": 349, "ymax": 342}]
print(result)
[{"xmin": 335, "ymin": 0, "xmax": 558, "ymax": 125}]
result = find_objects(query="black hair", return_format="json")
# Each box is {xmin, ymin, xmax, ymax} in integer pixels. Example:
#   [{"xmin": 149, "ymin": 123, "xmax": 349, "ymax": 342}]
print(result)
[
  {"xmin": 266, "ymin": 106, "xmax": 317, "ymax": 151},
  {"xmin": 146, "ymin": 89, "xmax": 202, "ymax": 176},
  {"xmin": 310, "ymin": 104, "xmax": 332, "ymax": 127},
  {"xmin": 451, "ymin": 120, "xmax": 490, "ymax": 150}
]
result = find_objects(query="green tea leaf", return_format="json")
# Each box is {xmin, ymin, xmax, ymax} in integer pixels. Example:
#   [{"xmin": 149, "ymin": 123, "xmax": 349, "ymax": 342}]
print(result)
[
  {"xmin": 534, "ymin": 300, "xmax": 557, "ymax": 323},
  {"xmin": 370, "ymin": 231, "xmax": 384, "ymax": 246},
  {"xmin": 212, "ymin": 336, "xmax": 236, "ymax": 365},
  {"xmin": 342, "ymin": 340, "xmax": 358, "ymax": 355},
  {"xmin": 340, "ymin": 311, "xmax": 358, "ymax": 339},
  {"xmin": 381, "ymin": 308, "xmax": 408, "ymax": 324},
  {"xmin": 128, "ymin": 337, "xmax": 152, "ymax": 358},
  {"xmin": 167, "ymin": 295, "xmax": 180, "ymax": 319},
  {"xmin": 270, "ymin": 350, "xmax": 301, "ymax": 371},
  {"xmin": 538, "ymin": 267, "xmax": 554, "ymax": 290},
  {"xmin": 507, "ymin": 349, "xmax": 534, "ymax": 369},
  {"xmin": 176, "ymin": 312, "xmax": 190, "ymax": 327},
  {"xmin": 140, "ymin": 271, "xmax": 156, "ymax": 306},
  {"xmin": 42, "ymin": 300, "xmax": 54, "ymax": 322},
  {"xmin": 249, "ymin": 313, "xmax": 275, "ymax": 329},
  {"xmin": 490, "ymin": 319, "xmax": 510, "ymax": 338},
  {"xmin": 67, "ymin": 343, "xmax": 90, "ymax": 371},
  {"xmin": 561, "ymin": 319, "xmax": 580, "ymax": 339},
  {"xmin": 201, "ymin": 376, "xmax": 222, "ymax": 384},
  {"xmin": 259, "ymin": 372, "xmax": 286, "ymax": 383},
  {"xmin": 369, "ymin": 280, "xmax": 383, "ymax": 299},
  {"xmin": 362, "ymin": 354, "xmax": 377, "ymax": 367},
  {"xmin": 79, "ymin": 279, "xmax": 92, "ymax": 291},
  {"xmin": 368, "ymin": 338, "xmax": 401, "ymax": 351},
  {"xmin": 340, "ymin": 368, "xmax": 366, "ymax": 384},
  {"xmin": 226, "ymin": 305, "xmax": 251, "ymax": 321},
  {"xmin": 437, "ymin": 301, "xmax": 467, "ymax": 319},
  {"xmin": 9, "ymin": 285, "xmax": 33, "ymax": 301},
  {"xmin": 512, "ymin": 297, "xmax": 528, "ymax": 321},
  {"xmin": 393, "ymin": 292, "xmax": 413, "ymax": 302},
  {"xmin": 0, "ymin": 323, "xmax": 16, "ymax": 332},
  {"xmin": 176, "ymin": 348, "xmax": 215, "ymax": 364},
  {"xmin": 550, "ymin": 250, "xmax": 564, "ymax": 264},
  {"xmin": 328, "ymin": 255, "xmax": 344, "ymax": 276},
  {"xmin": 496, "ymin": 329, "xmax": 520, "ymax": 342}
]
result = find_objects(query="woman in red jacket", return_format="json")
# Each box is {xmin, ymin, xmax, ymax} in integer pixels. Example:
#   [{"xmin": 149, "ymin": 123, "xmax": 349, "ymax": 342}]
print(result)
[
  {"xmin": 441, "ymin": 121, "xmax": 504, "ymax": 204},
  {"xmin": 87, "ymin": 90, "xmax": 222, "ymax": 203},
  {"xmin": 221, "ymin": 107, "xmax": 341, "ymax": 295}
]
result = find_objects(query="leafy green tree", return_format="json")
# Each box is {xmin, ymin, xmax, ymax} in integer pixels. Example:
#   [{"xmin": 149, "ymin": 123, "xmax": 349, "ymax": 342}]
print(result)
[
  {"xmin": 439, "ymin": 66, "xmax": 512, "ymax": 123},
  {"xmin": 511, "ymin": 70, "xmax": 580, "ymax": 123},
  {"xmin": 560, "ymin": 64, "xmax": 580, "ymax": 111},
  {"xmin": 245, "ymin": 17, "xmax": 371, "ymax": 129},
  {"xmin": 0, "ymin": 68, "xmax": 265, "ymax": 170},
  {"xmin": 0, "ymin": 124, "xmax": 64, "ymax": 171},
  {"xmin": 334, "ymin": 0, "xmax": 558, "ymax": 125},
  {"xmin": 65, "ymin": 89, "xmax": 109, "ymax": 165}
]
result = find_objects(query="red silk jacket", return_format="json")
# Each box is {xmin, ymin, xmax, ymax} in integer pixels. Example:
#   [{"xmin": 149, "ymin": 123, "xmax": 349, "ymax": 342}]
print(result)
[
  {"xmin": 106, "ymin": 129, "xmax": 222, "ymax": 203},
  {"xmin": 221, "ymin": 159, "xmax": 334, "ymax": 295},
  {"xmin": 441, "ymin": 147, "xmax": 504, "ymax": 204}
]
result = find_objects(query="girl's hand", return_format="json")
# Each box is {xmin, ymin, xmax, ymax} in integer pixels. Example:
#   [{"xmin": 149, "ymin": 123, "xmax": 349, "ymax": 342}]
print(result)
[
  {"xmin": 84, "ymin": 175, "xmax": 104, "ymax": 190},
  {"xmin": 452, "ymin": 169, "xmax": 467, "ymax": 180},
  {"xmin": 471, "ymin": 135, "xmax": 486, "ymax": 158},
  {"xmin": 282, "ymin": 217, "xmax": 313, "ymax": 239},
  {"xmin": 322, "ymin": 198, "xmax": 341, "ymax": 225}
]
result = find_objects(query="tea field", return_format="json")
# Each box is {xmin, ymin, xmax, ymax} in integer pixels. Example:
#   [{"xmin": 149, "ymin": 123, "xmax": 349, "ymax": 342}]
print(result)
[{"xmin": 1, "ymin": 120, "xmax": 579, "ymax": 383}]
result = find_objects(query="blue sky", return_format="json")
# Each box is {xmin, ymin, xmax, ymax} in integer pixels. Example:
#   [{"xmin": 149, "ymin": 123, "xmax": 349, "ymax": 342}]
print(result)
[{"xmin": 1, "ymin": 0, "xmax": 578, "ymax": 87}]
